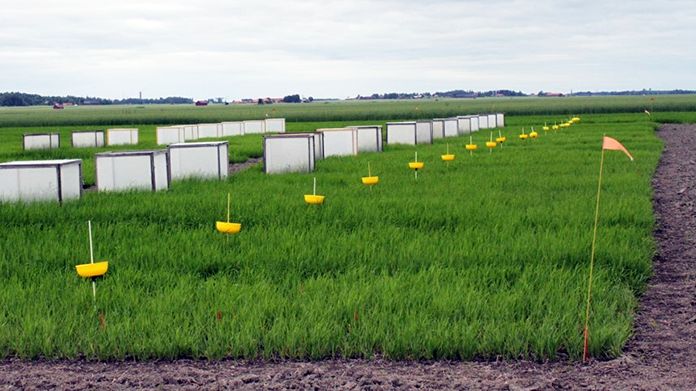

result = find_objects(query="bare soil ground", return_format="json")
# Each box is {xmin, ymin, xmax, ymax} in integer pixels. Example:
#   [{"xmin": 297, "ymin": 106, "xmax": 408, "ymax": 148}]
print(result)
[
  {"xmin": 3, "ymin": 125, "xmax": 695, "ymax": 390},
  {"xmin": 229, "ymin": 157, "xmax": 262, "ymax": 175}
]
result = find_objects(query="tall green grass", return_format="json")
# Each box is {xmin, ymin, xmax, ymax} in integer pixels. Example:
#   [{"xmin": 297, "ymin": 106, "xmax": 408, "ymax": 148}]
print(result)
[
  {"xmin": 0, "ymin": 114, "xmax": 661, "ymax": 360},
  {"xmin": 1, "ymin": 95, "xmax": 696, "ymax": 127},
  {"xmin": 0, "ymin": 125, "xmax": 266, "ymax": 185}
]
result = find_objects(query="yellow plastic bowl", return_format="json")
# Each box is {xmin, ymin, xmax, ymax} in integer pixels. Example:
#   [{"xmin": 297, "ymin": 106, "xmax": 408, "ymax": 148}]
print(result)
[
  {"xmin": 216, "ymin": 221, "xmax": 242, "ymax": 234},
  {"xmin": 542, "ymin": 126, "xmax": 550, "ymax": 131},
  {"xmin": 552, "ymin": 125, "xmax": 559, "ymax": 130},
  {"xmin": 304, "ymin": 194, "xmax": 325, "ymax": 205},
  {"xmin": 408, "ymin": 162, "xmax": 424, "ymax": 170},
  {"xmin": 76, "ymin": 261, "xmax": 109, "ymax": 278},
  {"xmin": 440, "ymin": 154, "xmax": 455, "ymax": 161},
  {"xmin": 519, "ymin": 134, "xmax": 529, "ymax": 140},
  {"xmin": 361, "ymin": 176, "xmax": 379, "ymax": 185},
  {"xmin": 495, "ymin": 137, "xmax": 506, "ymax": 143},
  {"xmin": 572, "ymin": 117, "xmax": 581, "ymax": 122},
  {"xmin": 465, "ymin": 144, "xmax": 478, "ymax": 151},
  {"xmin": 485, "ymin": 141, "xmax": 497, "ymax": 148},
  {"xmin": 529, "ymin": 131, "xmax": 538, "ymax": 139}
]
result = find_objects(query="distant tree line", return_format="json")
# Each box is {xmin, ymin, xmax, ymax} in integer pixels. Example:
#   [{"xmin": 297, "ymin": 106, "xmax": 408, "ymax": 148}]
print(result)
[
  {"xmin": 281, "ymin": 94, "xmax": 314, "ymax": 103},
  {"xmin": 282, "ymin": 94, "xmax": 301, "ymax": 103},
  {"xmin": 255, "ymin": 95, "xmax": 314, "ymax": 104},
  {"xmin": 570, "ymin": 89, "xmax": 696, "ymax": 96},
  {"xmin": 0, "ymin": 92, "xmax": 193, "ymax": 106},
  {"xmin": 356, "ymin": 89, "xmax": 696, "ymax": 100},
  {"xmin": 356, "ymin": 89, "xmax": 526, "ymax": 100}
]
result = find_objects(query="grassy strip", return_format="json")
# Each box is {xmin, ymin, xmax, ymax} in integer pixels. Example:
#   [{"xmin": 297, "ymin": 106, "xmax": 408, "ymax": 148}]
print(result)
[{"xmin": 0, "ymin": 95, "xmax": 696, "ymax": 127}]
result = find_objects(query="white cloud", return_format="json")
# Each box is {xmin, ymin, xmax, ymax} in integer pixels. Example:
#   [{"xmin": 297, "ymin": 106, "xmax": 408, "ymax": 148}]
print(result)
[{"xmin": 0, "ymin": 0, "xmax": 694, "ymax": 99}]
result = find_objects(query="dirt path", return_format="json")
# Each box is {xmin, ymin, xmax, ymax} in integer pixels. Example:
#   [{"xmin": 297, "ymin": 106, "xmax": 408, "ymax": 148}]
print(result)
[
  {"xmin": 2, "ymin": 125, "xmax": 695, "ymax": 390},
  {"xmin": 229, "ymin": 157, "xmax": 261, "ymax": 174}
]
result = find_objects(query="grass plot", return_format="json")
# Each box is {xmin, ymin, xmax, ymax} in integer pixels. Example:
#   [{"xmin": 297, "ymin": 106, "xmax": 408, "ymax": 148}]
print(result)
[{"xmin": 0, "ymin": 115, "xmax": 660, "ymax": 360}]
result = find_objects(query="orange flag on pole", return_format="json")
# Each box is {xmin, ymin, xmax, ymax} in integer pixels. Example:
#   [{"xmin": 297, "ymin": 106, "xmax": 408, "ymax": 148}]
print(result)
[
  {"xmin": 602, "ymin": 136, "xmax": 634, "ymax": 161},
  {"xmin": 584, "ymin": 134, "xmax": 635, "ymax": 363}
]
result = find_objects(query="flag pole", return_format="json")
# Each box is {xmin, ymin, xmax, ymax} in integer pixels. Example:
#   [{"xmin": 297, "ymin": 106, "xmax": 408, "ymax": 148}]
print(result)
[
  {"xmin": 583, "ymin": 141, "xmax": 606, "ymax": 363},
  {"xmin": 88, "ymin": 220, "xmax": 97, "ymax": 310},
  {"xmin": 226, "ymin": 192, "xmax": 231, "ymax": 243}
]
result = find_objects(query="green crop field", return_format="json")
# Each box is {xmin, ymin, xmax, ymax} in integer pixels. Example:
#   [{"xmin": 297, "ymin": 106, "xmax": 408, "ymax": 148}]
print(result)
[
  {"xmin": 1, "ymin": 103, "xmax": 692, "ymax": 361},
  {"xmin": 1, "ymin": 94, "xmax": 696, "ymax": 127}
]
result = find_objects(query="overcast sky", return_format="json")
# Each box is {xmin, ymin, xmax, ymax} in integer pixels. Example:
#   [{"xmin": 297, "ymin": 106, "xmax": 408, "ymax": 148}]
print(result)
[{"xmin": 1, "ymin": 0, "xmax": 695, "ymax": 100}]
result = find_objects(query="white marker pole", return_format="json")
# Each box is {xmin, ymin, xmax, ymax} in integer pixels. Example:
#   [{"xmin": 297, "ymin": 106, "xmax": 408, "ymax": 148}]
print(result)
[
  {"xmin": 313, "ymin": 177, "xmax": 317, "ymax": 196},
  {"xmin": 226, "ymin": 193, "xmax": 231, "ymax": 243},
  {"xmin": 88, "ymin": 220, "xmax": 96, "ymax": 304},
  {"xmin": 226, "ymin": 193, "xmax": 231, "ymax": 223}
]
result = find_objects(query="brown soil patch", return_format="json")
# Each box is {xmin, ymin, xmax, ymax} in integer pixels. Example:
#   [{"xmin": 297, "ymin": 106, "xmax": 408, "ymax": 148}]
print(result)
[
  {"xmin": 229, "ymin": 157, "xmax": 261, "ymax": 174},
  {"xmin": 3, "ymin": 125, "xmax": 695, "ymax": 390}
]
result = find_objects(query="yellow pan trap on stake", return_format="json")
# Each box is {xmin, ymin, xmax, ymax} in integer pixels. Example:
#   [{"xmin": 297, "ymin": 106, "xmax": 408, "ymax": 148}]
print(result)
[
  {"xmin": 519, "ymin": 128, "xmax": 529, "ymax": 140},
  {"xmin": 408, "ymin": 152, "xmax": 424, "ymax": 180},
  {"xmin": 304, "ymin": 177, "xmax": 325, "ymax": 205},
  {"xmin": 361, "ymin": 162, "xmax": 379, "ymax": 186},
  {"xmin": 75, "ymin": 221, "xmax": 108, "ymax": 279},
  {"xmin": 216, "ymin": 193, "xmax": 242, "ymax": 234},
  {"xmin": 529, "ymin": 127, "xmax": 538, "ymax": 139},
  {"xmin": 408, "ymin": 152, "xmax": 424, "ymax": 169},
  {"xmin": 495, "ymin": 130, "xmax": 507, "ymax": 145},
  {"xmin": 216, "ymin": 221, "xmax": 241, "ymax": 234},
  {"xmin": 76, "ymin": 262, "xmax": 109, "ymax": 278},
  {"xmin": 75, "ymin": 220, "xmax": 108, "ymax": 305},
  {"xmin": 441, "ymin": 144, "xmax": 455, "ymax": 161},
  {"xmin": 361, "ymin": 176, "xmax": 379, "ymax": 185},
  {"xmin": 485, "ymin": 132, "xmax": 497, "ymax": 152},
  {"xmin": 304, "ymin": 195, "xmax": 325, "ymax": 204},
  {"xmin": 465, "ymin": 136, "xmax": 478, "ymax": 155}
]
